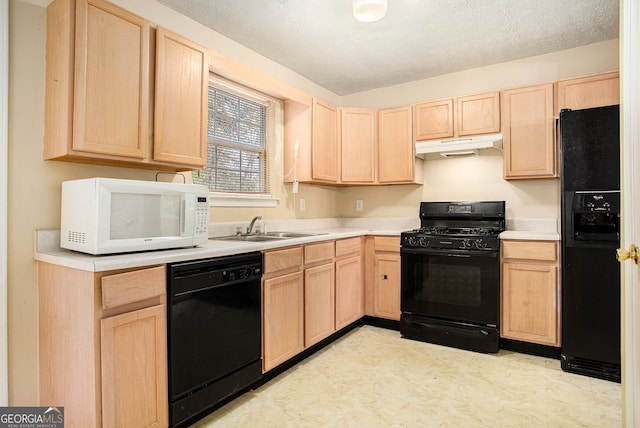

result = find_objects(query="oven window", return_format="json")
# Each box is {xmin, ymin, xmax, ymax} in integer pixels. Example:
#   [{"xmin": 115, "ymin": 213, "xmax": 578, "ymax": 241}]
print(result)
[
  {"xmin": 424, "ymin": 263, "xmax": 481, "ymax": 307},
  {"xmin": 401, "ymin": 250, "xmax": 499, "ymax": 326}
]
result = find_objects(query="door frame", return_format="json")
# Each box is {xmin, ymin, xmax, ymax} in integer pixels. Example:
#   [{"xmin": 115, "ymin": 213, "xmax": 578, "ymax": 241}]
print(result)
[
  {"xmin": 0, "ymin": 0, "xmax": 9, "ymax": 406},
  {"xmin": 621, "ymin": 0, "xmax": 639, "ymax": 425}
]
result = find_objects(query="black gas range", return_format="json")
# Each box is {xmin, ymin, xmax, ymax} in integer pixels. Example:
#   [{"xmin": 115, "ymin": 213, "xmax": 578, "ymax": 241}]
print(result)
[
  {"xmin": 400, "ymin": 201, "xmax": 505, "ymax": 353},
  {"xmin": 401, "ymin": 225, "xmax": 502, "ymax": 251}
]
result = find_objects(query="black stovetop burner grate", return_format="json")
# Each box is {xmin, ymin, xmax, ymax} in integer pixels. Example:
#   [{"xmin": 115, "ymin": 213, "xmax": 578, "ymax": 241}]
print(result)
[
  {"xmin": 409, "ymin": 226, "xmax": 502, "ymax": 237},
  {"xmin": 402, "ymin": 201, "xmax": 506, "ymax": 250}
]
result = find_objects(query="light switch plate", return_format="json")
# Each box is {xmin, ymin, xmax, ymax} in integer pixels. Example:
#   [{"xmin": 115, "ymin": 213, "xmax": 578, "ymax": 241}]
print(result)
[{"xmin": 356, "ymin": 200, "xmax": 364, "ymax": 211}]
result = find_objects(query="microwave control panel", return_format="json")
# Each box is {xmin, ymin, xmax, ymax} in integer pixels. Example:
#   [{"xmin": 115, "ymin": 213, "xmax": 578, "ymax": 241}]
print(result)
[{"xmin": 195, "ymin": 196, "xmax": 210, "ymax": 236}]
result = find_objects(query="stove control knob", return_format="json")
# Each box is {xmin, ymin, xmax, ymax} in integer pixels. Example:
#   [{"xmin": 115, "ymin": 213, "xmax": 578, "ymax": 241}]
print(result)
[
  {"xmin": 474, "ymin": 240, "xmax": 487, "ymax": 249},
  {"xmin": 418, "ymin": 237, "xmax": 428, "ymax": 247},
  {"xmin": 462, "ymin": 239, "xmax": 471, "ymax": 249},
  {"xmin": 408, "ymin": 237, "xmax": 418, "ymax": 246}
]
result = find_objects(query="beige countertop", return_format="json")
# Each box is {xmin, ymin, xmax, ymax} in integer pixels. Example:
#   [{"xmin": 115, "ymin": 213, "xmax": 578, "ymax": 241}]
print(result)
[
  {"xmin": 501, "ymin": 218, "xmax": 560, "ymax": 241},
  {"xmin": 34, "ymin": 227, "xmax": 403, "ymax": 272},
  {"xmin": 500, "ymin": 230, "xmax": 560, "ymax": 241},
  {"xmin": 35, "ymin": 217, "xmax": 562, "ymax": 271}
]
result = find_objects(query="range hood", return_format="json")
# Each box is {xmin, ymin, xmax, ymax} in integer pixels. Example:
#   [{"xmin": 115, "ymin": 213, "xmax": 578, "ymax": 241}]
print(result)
[{"xmin": 415, "ymin": 133, "xmax": 503, "ymax": 159}]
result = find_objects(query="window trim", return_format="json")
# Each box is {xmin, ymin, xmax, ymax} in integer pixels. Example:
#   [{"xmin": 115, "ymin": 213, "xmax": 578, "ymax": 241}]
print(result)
[
  {"xmin": 199, "ymin": 75, "xmax": 281, "ymax": 207},
  {"xmin": 209, "ymin": 192, "xmax": 279, "ymax": 208}
]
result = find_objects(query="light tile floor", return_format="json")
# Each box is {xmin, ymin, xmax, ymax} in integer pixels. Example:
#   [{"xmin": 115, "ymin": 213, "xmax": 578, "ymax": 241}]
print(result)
[{"xmin": 192, "ymin": 325, "xmax": 621, "ymax": 427}]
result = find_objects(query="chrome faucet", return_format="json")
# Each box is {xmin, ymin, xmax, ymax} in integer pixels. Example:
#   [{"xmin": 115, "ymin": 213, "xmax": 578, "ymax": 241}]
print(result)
[{"xmin": 246, "ymin": 216, "xmax": 262, "ymax": 235}]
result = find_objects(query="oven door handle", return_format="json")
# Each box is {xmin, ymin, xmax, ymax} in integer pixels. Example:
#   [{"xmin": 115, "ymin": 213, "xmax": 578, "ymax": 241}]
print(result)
[
  {"xmin": 400, "ymin": 247, "xmax": 499, "ymax": 258},
  {"xmin": 407, "ymin": 319, "xmax": 493, "ymax": 333}
]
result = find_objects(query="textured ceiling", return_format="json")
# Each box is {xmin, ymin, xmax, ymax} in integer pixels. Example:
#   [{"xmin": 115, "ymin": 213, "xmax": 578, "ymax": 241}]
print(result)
[{"xmin": 155, "ymin": 0, "xmax": 619, "ymax": 95}]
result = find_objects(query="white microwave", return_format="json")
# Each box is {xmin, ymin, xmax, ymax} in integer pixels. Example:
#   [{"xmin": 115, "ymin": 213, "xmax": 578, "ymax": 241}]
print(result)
[{"xmin": 60, "ymin": 178, "xmax": 210, "ymax": 255}]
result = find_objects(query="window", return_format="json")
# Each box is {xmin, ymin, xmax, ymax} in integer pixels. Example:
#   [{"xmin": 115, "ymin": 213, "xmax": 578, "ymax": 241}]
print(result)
[{"xmin": 193, "ymin": 77, "xmax": 274, "ymax": 203}]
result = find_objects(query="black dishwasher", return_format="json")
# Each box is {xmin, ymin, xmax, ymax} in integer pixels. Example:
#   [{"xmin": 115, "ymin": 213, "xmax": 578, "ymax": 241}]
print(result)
[{"xmin": 167, "ymin": 252, "xmax": 263, "ymax": 427}]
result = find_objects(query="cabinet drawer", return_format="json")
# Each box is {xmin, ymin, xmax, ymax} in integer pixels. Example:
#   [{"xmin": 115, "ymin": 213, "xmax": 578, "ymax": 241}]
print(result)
[
  {"xmin": 502, "ymin": 240, "xmax": 557, "ymax": 262},
  {"xmin": 335, "ymin": 237, "xmax": 361, "ymax": 258},
  {"xmin": 101, "ymin": 265, "xmax": 166, "ymax": 310},
  {"xmin": 305, "ymin": 241, "xmax": 335, "ymax": 264},
  {"xmin": 373, "ymin": 236, "xmax": 400, "ymax": 253},
  {"xmin": 264, "ymin": 246, "xmax": 303, "ymax": 274}
]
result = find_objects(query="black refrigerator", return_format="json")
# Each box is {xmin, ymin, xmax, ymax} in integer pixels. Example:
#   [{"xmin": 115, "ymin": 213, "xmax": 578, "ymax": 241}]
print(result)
[{"xmin": 560, "ymin": 105, "xmax": 621, "ymax": 382}]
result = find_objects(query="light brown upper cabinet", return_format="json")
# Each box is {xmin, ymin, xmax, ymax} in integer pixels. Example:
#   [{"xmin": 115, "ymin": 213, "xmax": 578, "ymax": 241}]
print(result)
[
  {"xmin": 456, "ymin": 92, "xmax": 501, "ymax": 136},
  {"xmin": 555, "ymin": 71, "xmax": 620, "ymax": 117},
  {"xmin": 340, "ymin": 108, "xmax": 376, "ymax": 184},
  {"xmin": 502, "ymin": 83, "xmax": 556, "ymax": 179},
  {"xmin": 285, "ymin": 102, "xmax": 421, "ymax": 186},
  {"xmin": 312, "ymin": 99, "xmax": 339, "ymax": 182},
  {"xmin": 153, "ymin": 28, "xmax": 208, "ymax": 167},
  {"xmin": 413, "ymin": 91, "xmax": 500, "ymax": 141},
  {"xmin": 283, "ymin": 98, "xmax": 338, "ymax": 184},
  {"xmin": 44, "ymin": 0, "xmax": 207, "ymax": 171},
  {"xmin": 413, "ymin": 99, "xmax": 454, "ymax": 141},
  {"xmin": 378, "ymin": 106, "xmax": 420, "ymax": 184}
]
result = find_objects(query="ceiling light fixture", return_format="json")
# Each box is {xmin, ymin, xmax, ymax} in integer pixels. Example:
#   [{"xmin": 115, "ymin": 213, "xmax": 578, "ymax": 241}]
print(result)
[{"xmin": 352, "ymin": 0, "xmax": 387, "ymax": 22}]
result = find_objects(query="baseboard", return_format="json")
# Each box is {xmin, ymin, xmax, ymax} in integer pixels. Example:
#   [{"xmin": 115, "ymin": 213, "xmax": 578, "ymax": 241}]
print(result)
[
  {"xmin": 363, "ymin": 316, "xmax": 400, "ymax": 331},
  {"xmin": 500, "ymin": 338, "xmax": 561, "ymax": 359}
]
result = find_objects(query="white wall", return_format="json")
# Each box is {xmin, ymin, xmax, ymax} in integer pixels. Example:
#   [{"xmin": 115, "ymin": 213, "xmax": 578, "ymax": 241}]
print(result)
[
  {"xmin": 0, "ymin": 0, "xmax": 9, "ymax": 406},
  {"xmin": 342, "ymin": 40, "xmax": 619, "ymax": 108}
]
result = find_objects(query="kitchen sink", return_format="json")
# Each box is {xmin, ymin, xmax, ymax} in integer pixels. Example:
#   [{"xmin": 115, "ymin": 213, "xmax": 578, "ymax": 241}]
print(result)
[
  {"xmin": 209, "ymin": 231, "xmax": 327, "ymax": 242},
  {"xmin": 263, "ymin": 231, "xmax": 328, "ymax": 238},
  {"xmin": 210, "ymin": 235, "xmax": 286, "ymax": 242}
]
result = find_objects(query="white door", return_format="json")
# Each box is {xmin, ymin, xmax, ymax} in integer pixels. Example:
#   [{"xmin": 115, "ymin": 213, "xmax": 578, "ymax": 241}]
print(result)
[
  {"xmin": 620, "ymin": 0, "xmax": 639, "ymax": 425},
  {"xmin": 0, "ymin": 0, "xmax": 8, "ymax": 406}
]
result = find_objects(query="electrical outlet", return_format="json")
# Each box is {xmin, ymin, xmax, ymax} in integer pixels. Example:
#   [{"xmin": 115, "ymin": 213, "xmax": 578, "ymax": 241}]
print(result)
[
  {"xmin": 356, "ymin": 200, "xmax": 364, "ymax": 211},
  {"xmin": 300, "ymin": 198, "xmax": 306, "ymax": 212}
]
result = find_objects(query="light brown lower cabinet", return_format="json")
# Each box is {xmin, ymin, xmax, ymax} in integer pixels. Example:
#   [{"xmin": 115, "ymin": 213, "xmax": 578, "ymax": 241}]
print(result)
[
  {"xmin": 262, "ymin": 238, "xmax": 365, "ymax": 372},
  {"xmin": 261, "ymin": 245, "xmax": 305, "ymax": 372},
  {"xmin": 335, "ymin": 237, "xmax": 364, "ymax": 329},
  {"xmin": 501, "ymin": 240, "xmax": 560, "ymax": 346},
  {"xmin": 365, "ymin": 236, "xmax": 401, "ymax": 321},
  {"xmin": 373, "ymin": 254, "xmax": 401, "ymax": 320},
  {"xmin": 38, "ymin": 262, "xmax": 168, "ymax": 428},
  {"xmin": 262, "ymin": 271, "xmax": 305, "ymax": 372},
  {"xmin": 335, "ymin": 255, "xmax": 364, "ymax": 329},
  {"xmin": 304, "ymin": 263, "xmax": 336, "ymax": 347},
  {"xmin": 303, "ymin": 242, "xmax": 336, "ymax": 347},
  {"xmin": 101, "ymin": 305, "xmax": 167, "ymax": 428}
]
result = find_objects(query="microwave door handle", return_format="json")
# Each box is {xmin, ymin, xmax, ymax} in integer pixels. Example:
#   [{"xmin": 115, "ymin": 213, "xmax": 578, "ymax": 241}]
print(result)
[{"xmin": 181, "ymin": 199, "xmax": 186, "ymax": 233}]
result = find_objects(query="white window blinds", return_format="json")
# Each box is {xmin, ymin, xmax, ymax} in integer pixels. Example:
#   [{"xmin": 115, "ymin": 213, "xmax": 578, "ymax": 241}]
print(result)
[{"xmin": 193, "ymin": 78, "xmax": 269, "ymax": 194}]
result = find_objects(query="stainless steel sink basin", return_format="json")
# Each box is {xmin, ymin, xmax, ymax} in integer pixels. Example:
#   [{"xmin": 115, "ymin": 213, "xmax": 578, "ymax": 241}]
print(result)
[
  {"xmin": 209, "ymin": 231, "xmax": 327, "ymax": 242},
  {"xmin": 209, "ymin": 235, "xmax": 287, "ymax": 242},
  {"xmin": 264, "ymin": 231, "xmax": 328, "ymax": 238}
]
